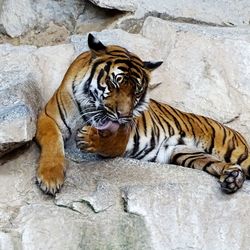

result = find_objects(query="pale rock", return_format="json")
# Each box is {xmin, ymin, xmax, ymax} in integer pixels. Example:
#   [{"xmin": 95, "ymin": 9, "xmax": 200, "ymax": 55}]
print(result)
[
  {"xmin": 0, "ymin": 0, "xmax": 36, "ymax": 37},
  {"xmin": 0, "ymin": 0, "xmax": 85, "ymax": 37},
  {"xmin": 33, "ymin": 44, "xmax": 75, "ymax": 104},
  {"xmin": 0, "ymin": 42, "xmax": 76, "ymax": 156},
  {"xmin": 71, "ymin": 29, "xmax": 162, "ymax": 61},
  {"xmin": 112, "ymin": 0, "xmax": 250, "ymax": 28},
  {"xmin": 0, "ymin": 232, "xmax": 16, "ymax": 250},
  {"xmin": 0, "ymin": 44, "xmax": 41, "ymax": 156},
  {"xmin": 1, "ymin": 144, "xmax": 250, "ymax": 249},
  {"xmin": 89, "ymin": 0, "xmax": 137, "ymax": 12}
]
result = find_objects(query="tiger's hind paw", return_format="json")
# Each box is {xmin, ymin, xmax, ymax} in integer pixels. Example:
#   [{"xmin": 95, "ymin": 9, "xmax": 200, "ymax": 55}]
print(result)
[{"xmin": 219, "ymin": 166, "xmax": 245, "ymax": 194}]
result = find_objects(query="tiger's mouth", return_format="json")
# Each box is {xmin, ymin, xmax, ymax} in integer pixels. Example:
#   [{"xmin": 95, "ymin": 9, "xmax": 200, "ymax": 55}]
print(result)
[{"xmin": 94, "ymin": 119, "xmax": 120, "ymax": 133}]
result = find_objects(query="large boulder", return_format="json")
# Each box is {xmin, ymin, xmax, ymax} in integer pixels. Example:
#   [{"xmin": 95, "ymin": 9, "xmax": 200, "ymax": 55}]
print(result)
[
  {"xmin": 0, "ymin": 43, "xmax": 75, "ymax": 157},
  {"xmin": 0, "ymin": 144, "xmax": 250, "ymax": 249},
  {"xmin": 112, "ymin": 0, "xmax": 250, "ymax": 30},
  {"xmin": 0, "ymin": 0, "xmax": 85, "ymax": 37},
  {"xmin": 0, "ymin": 44, "xmax": 41, "ymax": 156}
]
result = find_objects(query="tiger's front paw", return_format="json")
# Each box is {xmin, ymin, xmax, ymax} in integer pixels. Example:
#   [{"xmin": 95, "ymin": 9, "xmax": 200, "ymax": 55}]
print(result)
[
  {"xmin": 36, "ymin": 160, "xmax": 65, "ymax": 196},
  {"xmin": 219, "ymin": 165, "xmax": 245, "ymax": 194},
  {"xmin": 76, "ymin": 126, "xmax": 100, "ymax": 153}
]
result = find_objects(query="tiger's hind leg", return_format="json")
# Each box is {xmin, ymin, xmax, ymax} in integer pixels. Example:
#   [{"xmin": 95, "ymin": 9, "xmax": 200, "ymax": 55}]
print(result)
[{"xmin": 170, "ymin": 146, "xmax": 245, "ymax": 193}]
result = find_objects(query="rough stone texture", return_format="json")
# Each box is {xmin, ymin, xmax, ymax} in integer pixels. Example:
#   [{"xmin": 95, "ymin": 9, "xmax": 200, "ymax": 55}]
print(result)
[
  {"xmin": 0, "ymin": 43, "xmax": 75, "ymax": 156},
  {"xmin": 89, "ymin": 0, "xmax": 137, "ymax": 12},
  {"xmin": 0, "ymin": 0, "xmax": 85, "ymax": 37},
  {"xmin": 1, "ymin": 144, "xmax": 250, "ymax": 249},
  {"xmin": 112, "ymin": 0, "xmax": 250, "ymax": 29},
  {"xmin": 0, "ymin": 0, "xmax": 124, "ymax": 43},
  {"xmin": 33, "ymin": 44, "xmax": 75, "ymax": 104},
  {"xmin": 0, "ymin": 44, "xmax": 41, "ymax": 156}
]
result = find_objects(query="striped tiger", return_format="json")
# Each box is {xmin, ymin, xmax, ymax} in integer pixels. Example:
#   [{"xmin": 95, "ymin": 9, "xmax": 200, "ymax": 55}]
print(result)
[{"xmin": 36, "ymin": 33, "xmax": 248, "ymax": 195}]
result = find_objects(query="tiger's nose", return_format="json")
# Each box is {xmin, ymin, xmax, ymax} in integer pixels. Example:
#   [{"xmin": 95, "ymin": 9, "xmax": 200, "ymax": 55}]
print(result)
[{"xmin": 117, "ymin": 110, "xmax": 131, "ymax": 118}]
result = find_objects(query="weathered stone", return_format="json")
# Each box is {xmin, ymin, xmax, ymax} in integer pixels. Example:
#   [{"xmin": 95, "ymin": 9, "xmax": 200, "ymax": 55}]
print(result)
[
  {"xmin": 0, "ymin": 42, "xmax": 77, "ymax": 156},
  {"xmin": 1, "ymin": 144, "xmax": 250, "ymax": 249},
  {"xmin": 0, "ymin": 44, "xmax": 41, "ymax": 156},
  {"xmin": 33, "ymin": 44, "xmax": 75, "ymax": 104},
  {"xmin": 89, "ymin": 0, "xmax": 137, "ymax": 11},
  {"xmin": 112, "ymin": 0, "xmax": 250, "ymax": 29},
  {"xmin": 0, "ymin": 0, "xmax": 85, "ymax": 37}
]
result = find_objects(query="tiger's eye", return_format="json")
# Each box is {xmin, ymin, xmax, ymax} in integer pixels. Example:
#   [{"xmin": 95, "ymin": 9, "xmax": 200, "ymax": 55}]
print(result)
[{"xmin": 116, "ymin": 76, "xmax": 123, "ymax": 83}]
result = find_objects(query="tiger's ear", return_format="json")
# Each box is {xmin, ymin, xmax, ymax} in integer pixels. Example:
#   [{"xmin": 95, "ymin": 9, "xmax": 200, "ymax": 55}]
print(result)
[
  {"xmin": 143, "ymin": 61, "xmax": 163, "ymax": 71},
  {"xmin": 88, "ymin": 33, "xmax": 106, "ymax": 57}
]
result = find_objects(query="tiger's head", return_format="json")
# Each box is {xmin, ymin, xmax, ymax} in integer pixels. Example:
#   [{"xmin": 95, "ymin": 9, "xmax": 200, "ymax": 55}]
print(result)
[{"xmin": 77, "ymin": 33, "xmax": 162, "ymax": 132}]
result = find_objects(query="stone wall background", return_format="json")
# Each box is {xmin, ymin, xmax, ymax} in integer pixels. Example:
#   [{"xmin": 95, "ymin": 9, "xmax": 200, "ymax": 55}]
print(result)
[{"xmin": 0, "ymin": 1, "xmax": 250, "ymax": 249}]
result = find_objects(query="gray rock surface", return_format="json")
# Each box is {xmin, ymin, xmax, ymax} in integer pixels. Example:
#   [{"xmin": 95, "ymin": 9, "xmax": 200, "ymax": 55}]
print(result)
[
  {"xmin": 0, "ymin": 44, "xmax": 41, "ymax": 156},
  {"xmin": 89, "ymin": 0, "xmax": 137, "ymax": 11},
  {"xmin": 1, "ymin": 144, "xmax": 250, "ymax": 250},
  {"xmin": 0, "ymin": 0, "xmax": 86, "ymax": 37},
  {"xmin": 112, "ymin": 0, "xmax": 250, "ymax": 29}
]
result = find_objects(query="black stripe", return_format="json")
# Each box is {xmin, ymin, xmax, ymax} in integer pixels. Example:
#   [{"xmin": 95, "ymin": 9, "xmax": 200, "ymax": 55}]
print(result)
[
  {"xmin": 44, "ymin": 105, "xmax": 60, "ymax": 130},
  {"xmin": 133, "ymin": 144, "xmax": 148, "ymax": 158},
  {"xmin": 181, "ymin": 153, "xmax": 205, "ymax": 166},
  {"xmin": 136, "ymin": 130, "xmax": 156, "ymax": 159},
  {"xmin": 202, "ymin": 161, "xmax": 215, "ymax": 172},
  {"xmin": 224, "ymin": 136, "xmax": 235, "ymax": 163},
  {"xmin": 171, "ymin": 152, "xmax": 188, "ymax": 164},
  {"xmin": 202, "ymin": 117, "xmax": 215, "ymax": 154},
  {"xmin": 118, "ymin": 66, "xmax": 129, "ymax": 72},
  {"xmin": 237, "ymin": 148, "xmax": 248, "ymax": 165},
  {"xmin": 131, "ymin": 128, "xmax": 140, "ymax": 156},
  {"xmin": 56, "ymin": 93, "xmax": 72, "ymax": 135},
  {"xmin": 222, "ymin": 125, "xmax": 228, "ymax": 145},
  {"xmin": 193, "ymin": 115, "xmax": 209, "ymax": 133},
  {"xmin": 141, "ymin": 113, "xmax": 147, "ymax": 136},
  {"xmin": 153, "ymin": 101, "xmax": 182, "ymax": 132},
  {"xmin": 97, "ymin": 69, "xmax": 104, "ymax": 84},
  {"xmin": 186, "ymin": 156, "xmax": 207, "ymax": 168}
]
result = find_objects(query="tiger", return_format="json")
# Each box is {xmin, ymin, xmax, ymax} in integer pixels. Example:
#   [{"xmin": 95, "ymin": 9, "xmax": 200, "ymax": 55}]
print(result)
[{"xmin": 36, "ymin": 33, "xmax": 249, "ymax": 196}]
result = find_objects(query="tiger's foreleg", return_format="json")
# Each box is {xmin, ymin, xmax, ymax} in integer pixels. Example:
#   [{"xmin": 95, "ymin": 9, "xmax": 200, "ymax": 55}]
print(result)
[
  {"xmin": 170, "ymin": 145, "xmax": 245, "ymax": 193},
  {"xmin": 76, "ymin": 125, "xmax": 131, "ymax": 157},
  {"xmin": 36, "ymin": 112, "xmax": 65, "ymax": 195}
]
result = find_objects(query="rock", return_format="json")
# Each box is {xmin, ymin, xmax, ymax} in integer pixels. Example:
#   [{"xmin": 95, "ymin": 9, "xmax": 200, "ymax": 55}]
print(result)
[
  {"xmin": 1, "ymin": 143, "xmax": 250, "ymax": 249},
  {"xmin": 0, "ymin": 42, "xmax": 74, "ymax": 156},
  {"xmin": 0, "ymin": 0, "xmax": 36, "ymax": 37},
  {"xmin": 89, "ymin": 0, "xmax": 137, "ymax": 11},
  {"xmin": 113, "ymin": 0, "xmax": 250, "ymax": 29},
  {"xmin": 33, "ymin": 44, "xmax": 75, "ymax": 104},
  {"xmin": 0, "ymin": 44, "xmax": 41, "ymax": 156},
  {"xmin": 0, "ymin": 0, "xmax": 85, "ymax": 37},
  {"xmin": 70, "ymin": 29, "xmax": 163, "ymax": 61}
]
